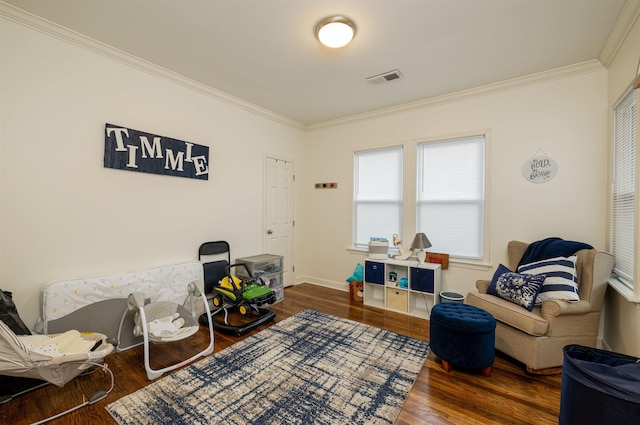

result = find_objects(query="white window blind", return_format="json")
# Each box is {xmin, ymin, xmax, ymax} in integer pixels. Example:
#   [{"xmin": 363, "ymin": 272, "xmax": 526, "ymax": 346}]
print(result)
[
  {"xmin": 612, "ymin": 90, "xmax": 636, "ymax": 286},
  {"xmin": 417, "ymin": 136, "xmax": 485, "ymax": 260},
  {"xmin": 353, "ymin": 146, "xmax": 403, "ymax": 248}
]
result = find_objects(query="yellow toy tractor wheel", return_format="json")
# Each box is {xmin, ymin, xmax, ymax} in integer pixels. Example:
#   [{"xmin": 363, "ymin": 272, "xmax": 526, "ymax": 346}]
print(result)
[
  {"xmin": 212, "ymin": 294, "xmax": 223, "ymax": 308},
  {"xmin": 238, "ymin": 302, "xmax": 250, "ymax": 316}
]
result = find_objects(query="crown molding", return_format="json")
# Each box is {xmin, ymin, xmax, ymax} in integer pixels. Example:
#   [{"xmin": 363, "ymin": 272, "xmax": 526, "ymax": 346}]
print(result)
[
  {"xmin": 308, "ymin": 60, "xmax": 606, "ymax": 130},
  {"xmin": 1, "ymin": 1, "xmax": 624, "ymax": 133},
  {"xmin": 0, "ymin": 2, "xmax": 306, "ymax": 131},
  {"xmin": 599, "ymin": 0, "xmax": 640, "ymax": 67}
]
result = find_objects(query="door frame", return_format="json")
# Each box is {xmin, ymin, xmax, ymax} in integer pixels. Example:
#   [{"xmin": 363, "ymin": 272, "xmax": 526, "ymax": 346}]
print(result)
[{"xmin": 263, "ymin": 154, "xmax": 295, "ymax": 286}]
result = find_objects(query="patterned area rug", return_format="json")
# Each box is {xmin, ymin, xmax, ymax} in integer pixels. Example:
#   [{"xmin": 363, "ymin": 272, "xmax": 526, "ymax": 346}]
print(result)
[{"xmin": 106, "ymin": 309, "xmax": 429, "ymax": 425}]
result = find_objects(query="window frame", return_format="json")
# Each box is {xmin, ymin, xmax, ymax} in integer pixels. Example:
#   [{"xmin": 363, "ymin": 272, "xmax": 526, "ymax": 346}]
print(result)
[
  {"xmin": 352, "ymin": 145, "xmax": 404, "ymax": 250},
  {"xmin": 351, "ymin": 131, "xmax": 490, "ymax": 267},
  {"xmin": 610, "ymin": 88, "xmax": 639, "ymax": 298},
  {"xmin": 416, "ymin": 135, "xmax": 487, "ymax": 262}
]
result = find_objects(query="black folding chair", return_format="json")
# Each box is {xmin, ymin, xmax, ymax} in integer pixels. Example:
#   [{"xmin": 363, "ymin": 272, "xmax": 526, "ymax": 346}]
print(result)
[
  {"xmin": 198, "ymin": 241, "xmax": 231, "ymax": 294},
  {"xmin": 197, "ymin": 241, "xmax": 275, "ymax": 335}
]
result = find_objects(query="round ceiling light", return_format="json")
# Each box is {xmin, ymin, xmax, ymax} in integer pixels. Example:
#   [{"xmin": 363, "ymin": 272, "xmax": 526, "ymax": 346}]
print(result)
[{"xmin": 315, "ymin": 16, "xmax": 357, "ymax": 48}]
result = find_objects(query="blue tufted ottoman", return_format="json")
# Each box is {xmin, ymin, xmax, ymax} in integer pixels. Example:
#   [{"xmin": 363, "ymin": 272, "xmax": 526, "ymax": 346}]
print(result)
[{"xmin": 429, "ymin": 302, "xmax": 496, "ymax": 376}]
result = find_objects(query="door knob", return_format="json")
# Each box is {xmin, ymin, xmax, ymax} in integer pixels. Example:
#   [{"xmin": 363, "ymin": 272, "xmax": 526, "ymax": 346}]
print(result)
[{"xmin": 267, "ymin": 230, "xmax": 274, "ymax": 234}]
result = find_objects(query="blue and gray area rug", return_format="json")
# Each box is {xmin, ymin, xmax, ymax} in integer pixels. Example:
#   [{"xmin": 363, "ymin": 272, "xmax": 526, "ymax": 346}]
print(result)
[{"xmin": 106, "ymin": 309, "xmax": 429, "ymax": 425}]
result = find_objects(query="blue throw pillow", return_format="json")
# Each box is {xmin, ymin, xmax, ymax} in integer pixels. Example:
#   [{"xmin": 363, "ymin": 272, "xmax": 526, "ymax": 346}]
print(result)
[
  {"xmin": 487, "ymin": 263, "xmax": 512, "ymax": 296},
  {"xmin": 517, "ymin": 255, "xmax": 579, "ymax": 304},
  {"xmin": 494, "ymin": 272, "xmax": 546, "ymax": 311}
]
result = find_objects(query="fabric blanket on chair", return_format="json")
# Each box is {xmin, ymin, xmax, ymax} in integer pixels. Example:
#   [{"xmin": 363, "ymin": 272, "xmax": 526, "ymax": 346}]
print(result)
[{"xmin": 518, "ymin": 237, "xmax": 593, "ymax": 267}]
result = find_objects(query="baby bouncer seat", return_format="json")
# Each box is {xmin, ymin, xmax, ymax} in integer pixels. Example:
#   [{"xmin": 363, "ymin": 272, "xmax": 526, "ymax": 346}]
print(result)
[
  {"xmin": 0, "ymin": 319, "xmax": 115, "ymax": 423},
  {"xmin": 128, "ymin": 281, "xmax": 214, "ymax": 380},
  {"xmin": 198, "ymin": 241, "xmax": 276, "ymax": 336}
]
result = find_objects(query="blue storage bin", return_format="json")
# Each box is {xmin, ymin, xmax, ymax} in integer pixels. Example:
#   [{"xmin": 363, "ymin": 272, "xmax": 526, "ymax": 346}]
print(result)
[
  {"xmin": 410, "ymin": 267, "xmax": 434, "ymax": 293},
  {"xmin": 364, "ymin": 261, "xmax": 384, "ymax": 285},
  {"xmin": 560, "ymin": 344, "xmax": 640, "ymax": 425}
]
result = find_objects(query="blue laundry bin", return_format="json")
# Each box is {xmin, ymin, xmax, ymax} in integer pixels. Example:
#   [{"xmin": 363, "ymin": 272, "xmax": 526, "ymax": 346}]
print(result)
[{"xmin": 560, "ymin": 344, "xmax": 640, "ymax": 425}]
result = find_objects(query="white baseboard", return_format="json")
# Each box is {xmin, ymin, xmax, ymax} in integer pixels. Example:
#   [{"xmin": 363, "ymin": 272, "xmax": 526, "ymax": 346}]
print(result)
[{"xmin": 294, "ymin": 276, "xmax": 349, "ymax": 292}]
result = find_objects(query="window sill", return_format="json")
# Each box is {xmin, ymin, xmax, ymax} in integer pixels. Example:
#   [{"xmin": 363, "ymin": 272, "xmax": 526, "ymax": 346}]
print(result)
[
  {"xmin": 608, "ymin": 278, "xmax": 640, "ymax": 304},
  {"xmin": 346, "ymin": 247, "xmax": 402, "ymax": 256},
  {"xmin": 345, "ymin": 247, "xmax": 491, "ymax": 270},
  {"xmin": 449, "ymin": 259, "xmax": 492, "ymax": 271},
  {"xmin": 346, "ymin": 247, "xmax": 369, "ymax": 255}
]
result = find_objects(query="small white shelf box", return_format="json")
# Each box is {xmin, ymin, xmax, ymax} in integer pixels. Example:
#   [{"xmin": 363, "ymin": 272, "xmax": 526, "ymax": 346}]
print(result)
[{"xmin": 363, "ymin": 257, "xmax": 441, "ymax": 319}]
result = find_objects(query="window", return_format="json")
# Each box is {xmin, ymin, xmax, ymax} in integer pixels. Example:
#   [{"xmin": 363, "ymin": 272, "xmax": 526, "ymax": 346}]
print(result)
[
  {"xmin": 352, "ymin": 135, "xmax": 487, "ymax": 263},
  {"xmin": 353, "ymin": 146, "xmax": 403, "ymax": 248},
  {"xmin": 417, "ymin": 136, "xmax": 486, "ymax": 260},
  {"xmin": 611, "ymin": 90, "xmax": 637, "ymax": 288}
]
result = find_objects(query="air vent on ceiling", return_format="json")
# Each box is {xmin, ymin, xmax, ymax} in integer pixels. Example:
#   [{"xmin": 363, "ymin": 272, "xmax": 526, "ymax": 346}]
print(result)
[{"xmin": 366, "ymin": 69, "xmax": 403, "ymax": 85}]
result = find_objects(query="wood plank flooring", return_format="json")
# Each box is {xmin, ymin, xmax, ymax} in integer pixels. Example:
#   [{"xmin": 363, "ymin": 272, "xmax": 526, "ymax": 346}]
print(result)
[{"xmin": 0, "ymin": 283, "xmax": 562, "ymax": 424}]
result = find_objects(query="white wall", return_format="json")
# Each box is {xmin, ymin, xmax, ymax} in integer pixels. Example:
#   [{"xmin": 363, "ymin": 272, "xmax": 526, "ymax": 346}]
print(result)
[
  {"xmin": 299, "ymin": 67, "xmax": 609, "ymax": 301},
  {"xmin": 0, "ymin": 18, "xmax": 304, "ymax": 328},
  {"xmin": 603, "ymin": 11, "xmax": 640, "ymax": 357},
  {"xmin": 0, "ymin": 10, "xmax": 629, "ymax": 358}
]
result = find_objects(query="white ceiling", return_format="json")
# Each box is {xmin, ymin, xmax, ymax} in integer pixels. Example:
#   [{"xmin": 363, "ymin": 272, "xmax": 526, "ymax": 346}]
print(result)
[{"xmin": 2, "ymin": 0, "xmax": 630, "ymax": 126}]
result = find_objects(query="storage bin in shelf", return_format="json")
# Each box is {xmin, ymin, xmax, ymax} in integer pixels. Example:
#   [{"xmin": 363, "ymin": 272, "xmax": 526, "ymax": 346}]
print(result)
[
  {"xmin": 386, "ymin": 287, "xmax": 408, "ymax": 312},
  {"xmin": 363, "ymin": 258, "xmax": 441, "ymax": 319}
]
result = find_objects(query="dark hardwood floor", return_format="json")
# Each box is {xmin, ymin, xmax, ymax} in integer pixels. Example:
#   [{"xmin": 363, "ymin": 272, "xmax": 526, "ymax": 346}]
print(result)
[{"xmin": 0, "ymin": 283, "xmax": 562, "ymax": 424}]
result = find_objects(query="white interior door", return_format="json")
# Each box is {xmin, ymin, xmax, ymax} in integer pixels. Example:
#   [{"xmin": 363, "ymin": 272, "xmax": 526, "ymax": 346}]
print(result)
[{"xmin": 264, "ymin": 157, "xmax": 294, "ymax": 286}]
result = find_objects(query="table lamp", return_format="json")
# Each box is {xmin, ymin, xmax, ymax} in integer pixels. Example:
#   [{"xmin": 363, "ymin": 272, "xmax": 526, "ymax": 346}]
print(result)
[{"xmin": 410, "ymin": 232, "xmax": 432, "ymax": 263}]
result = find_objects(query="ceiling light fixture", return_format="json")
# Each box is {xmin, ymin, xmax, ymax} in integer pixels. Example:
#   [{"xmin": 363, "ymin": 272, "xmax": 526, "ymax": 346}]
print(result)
[{"xmin": 315, "ymin": 15, "xmax": 356, "ymax": 48}]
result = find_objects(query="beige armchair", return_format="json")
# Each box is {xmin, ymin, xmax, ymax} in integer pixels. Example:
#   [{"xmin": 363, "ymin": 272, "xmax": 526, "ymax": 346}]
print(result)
[{"xmin": 466, "ymin": 240, "xmax": 614, "ymax": 373}]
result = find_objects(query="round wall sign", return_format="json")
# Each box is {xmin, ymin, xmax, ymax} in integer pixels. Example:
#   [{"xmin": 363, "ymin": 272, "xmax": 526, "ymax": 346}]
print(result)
[{"xmin": 523, "ymin": 155, "xmax": 557, "ymax": 183}]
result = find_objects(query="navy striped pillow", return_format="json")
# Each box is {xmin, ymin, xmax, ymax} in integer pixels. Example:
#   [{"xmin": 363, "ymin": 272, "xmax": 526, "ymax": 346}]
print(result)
[{"xmin": 517, "ymin": 255, "xmax": 579, "ymax": 304}]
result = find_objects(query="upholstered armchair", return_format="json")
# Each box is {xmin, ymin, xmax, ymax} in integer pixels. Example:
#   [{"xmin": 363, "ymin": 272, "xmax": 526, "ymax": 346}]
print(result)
[{"xmin": 466, "ymin": 240, "xmax": 614, "ymax": 373}]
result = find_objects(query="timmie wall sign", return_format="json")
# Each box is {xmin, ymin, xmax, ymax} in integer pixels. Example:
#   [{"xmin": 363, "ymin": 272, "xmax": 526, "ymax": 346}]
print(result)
[{"xmin": 104, "ymin": 123, "xmax": 209, "ymax": 180}]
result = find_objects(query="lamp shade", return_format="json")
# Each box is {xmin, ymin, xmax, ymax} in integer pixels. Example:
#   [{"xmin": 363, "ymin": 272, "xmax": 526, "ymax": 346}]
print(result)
[{"xmin": 410, "ymin": 233, "xmax": 432, "ymax": 250}]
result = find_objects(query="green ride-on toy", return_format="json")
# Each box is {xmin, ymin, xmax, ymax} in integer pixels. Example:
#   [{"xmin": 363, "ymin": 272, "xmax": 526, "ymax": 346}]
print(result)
[
  {"xmin": 198, "ymin": 241, "xmax": 276, "ymax": 336},
  {"xmin": 210, "ymin": 263, "xmax": 276, "ymax": 315}
]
